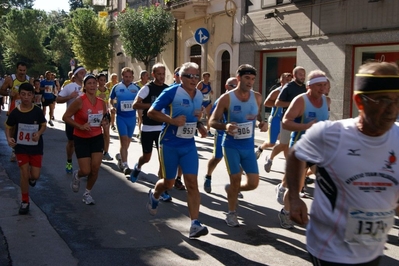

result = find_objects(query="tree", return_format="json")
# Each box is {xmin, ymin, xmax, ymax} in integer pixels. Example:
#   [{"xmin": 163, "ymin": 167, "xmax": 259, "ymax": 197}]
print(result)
[
  {"xmin": 0, "ymin": 8, "xmax": 51, "ymax": 77},
  {"xmin": 67, "ymin": 8, "xmax": 112, "ymax": 71},
  {"xmin": 46, "ymin": 11, "xmax": 75, "ymax": 79},
  {"xmin": 116, "ymin": 5, "xmax": 174, "ymax": 70},
  {"xmin": 0, "ymin": 0, "xmax": 34, "ymax": 16},
  {"xmin": 0, "ymin": 0, "xmax": 34, "ymax": 73},
  {"xmin": 69, "ymin": 0, "xmax": 84, "ymax": 11}
]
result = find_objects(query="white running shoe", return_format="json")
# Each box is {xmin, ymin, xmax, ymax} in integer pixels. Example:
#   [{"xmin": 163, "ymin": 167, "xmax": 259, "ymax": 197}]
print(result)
[
  {"xmin": 70, "ymin": 170, "xmax": 80, "ymax": 193},
  {"xmin": 264, "ymin": 156, "xmax": 273, "ymax": 173},
  {"xmin": 278, "ymin": 208, "xmax": 294, "ymax": 229},
  {"xmin": 225, "ymin": 212, "xmax": 240, "ymax": 227},
  {"xmin": 189, "ymin": 220, "xmax": 208, "ymax": 238},
  {"xmin": 82, "ymin": 192, "xmax": 95, "ymax": 205},
  {"xmin": 275, "ymin": 183, "xmax": 286, "ymax": 205}
]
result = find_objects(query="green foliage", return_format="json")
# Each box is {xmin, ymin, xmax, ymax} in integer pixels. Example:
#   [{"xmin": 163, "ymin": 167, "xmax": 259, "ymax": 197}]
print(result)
[
  {"xmin": 0, "ymin": 8, "xmax": 51, "ymax": 76},
  {"xmin": 116, "ymin": 5, "xmax": 174, "ymax": 69},
  {"xmin": 0, "ymin": 0, "xmax": 34, "ymax": 16},
  {"xmin": 69, "ymin": 0, "xmax": 85, "ymax": 11},
  {"xmin": 68, "ymin": 8, "xmax": 112, "ymax": 71}
]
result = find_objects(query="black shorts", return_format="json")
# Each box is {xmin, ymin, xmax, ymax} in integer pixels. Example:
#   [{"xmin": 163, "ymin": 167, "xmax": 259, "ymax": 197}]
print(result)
[
  {"xmin": 73, "ymin": 134, "xmax": 104, "ymax": 159},
  {"xmin": 65, "ymin": 123, "xmax": 74, "ymax": 141},
  {"xmin": 309, "ymin": 253, "xmax": 381, "ymax": 266},
  {"xmin": 141, "ymin": 131, "xmax": 160, "ymax": 154},
  {"xmin": 43, "ymin": 98, "xmax": 55, "ymax": 107}
]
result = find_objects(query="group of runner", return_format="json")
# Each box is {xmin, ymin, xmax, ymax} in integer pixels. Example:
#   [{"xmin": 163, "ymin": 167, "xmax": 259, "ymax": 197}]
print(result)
[{"xmin": 2, "ymin": 60, "xmax": 399, "ymax": 265}]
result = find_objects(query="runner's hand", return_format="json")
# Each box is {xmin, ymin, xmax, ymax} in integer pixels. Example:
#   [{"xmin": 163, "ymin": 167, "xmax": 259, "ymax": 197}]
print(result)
[{"xmin": 289, "ymin": 198, "xmax": 309, "ymax": 226}]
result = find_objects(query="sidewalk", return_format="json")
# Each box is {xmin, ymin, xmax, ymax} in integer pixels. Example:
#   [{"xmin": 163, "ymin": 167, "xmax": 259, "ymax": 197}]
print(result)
[{"xmin": 0, "ymin": 162, "xmax": 78, "ymax": 265}]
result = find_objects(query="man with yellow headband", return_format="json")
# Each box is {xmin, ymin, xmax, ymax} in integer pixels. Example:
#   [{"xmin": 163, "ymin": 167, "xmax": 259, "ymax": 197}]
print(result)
[{"xmin": 287, "ymin": 61, "xmax": 399, "ymax": 265}]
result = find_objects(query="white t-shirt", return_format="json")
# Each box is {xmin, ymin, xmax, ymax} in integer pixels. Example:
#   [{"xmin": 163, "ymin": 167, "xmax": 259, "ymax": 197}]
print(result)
[
  {"xmin": 58, "ymin": 82, "xmax": 83, "ymax": 107},
  {"xmin": 294, "ymin": 118, "xmax": 399, "ymax": 264}
]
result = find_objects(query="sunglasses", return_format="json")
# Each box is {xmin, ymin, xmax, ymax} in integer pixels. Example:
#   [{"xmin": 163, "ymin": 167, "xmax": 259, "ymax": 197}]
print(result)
[
  {"xmin": 181, "ymin": 74, "xmax": 200, "ymax": 79},
  {"xmin": 228, "ymin": 84, "xmax": 237, "ymax": 88}
]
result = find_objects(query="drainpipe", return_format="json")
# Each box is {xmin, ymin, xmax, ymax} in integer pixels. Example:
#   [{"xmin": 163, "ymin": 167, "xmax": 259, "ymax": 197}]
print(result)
[{"xmin": 174, "ymin": 19, "xmax": 178, "ymax": 69}]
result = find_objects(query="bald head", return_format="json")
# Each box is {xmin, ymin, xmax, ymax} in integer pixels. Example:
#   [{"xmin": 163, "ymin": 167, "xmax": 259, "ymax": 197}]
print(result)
[{"xmin": 225, "ymin": 77, "xmax": 238, "ymax": 91}]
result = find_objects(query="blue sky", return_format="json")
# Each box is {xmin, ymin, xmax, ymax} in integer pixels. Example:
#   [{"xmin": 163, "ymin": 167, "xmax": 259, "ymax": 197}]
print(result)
[{"xmin": 33, "ymin": 0, "xmax": 70, "ymax": 12}]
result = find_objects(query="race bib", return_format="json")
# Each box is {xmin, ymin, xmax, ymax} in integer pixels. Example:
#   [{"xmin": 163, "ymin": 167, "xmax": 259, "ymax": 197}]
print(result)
[
  {"xmin": 344, "ymin": 207, "xmax": 395, "ymax": 246},
  {"xmin": 234, "ymin": 121, "xmax": 253, "ymax": 139},
  {"xmin": 176, "ymin": 122, "xmax": 196, "ymax": 139},
  {"xmin": 44, "ymin": 85, "xmax": 53, "ymax": 94},
  {"xmin": 203, "ymin": 93, "xmax": 210, "ymax": 102},
  {"xmin": 17, "ymin": 123, "xmax": 39, "ymax": 146},
  {"xmin": 120, "ymin": 100, "xmax": 133, "ymax": 111},
  {"xmin": 88, "ymin": 113, "xmax": 103, "ymax": 127},
  {"xmin": 34, "ymin": 94, "xmax": 42, "ymax": 104},
  {"xmin": 15, "ymin": 99, "xmax": 22, "ymax": 107}
]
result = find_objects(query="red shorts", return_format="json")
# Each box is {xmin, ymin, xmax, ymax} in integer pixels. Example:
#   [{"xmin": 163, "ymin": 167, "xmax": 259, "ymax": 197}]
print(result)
[{"xmin": 16, "ymin": 154, "xmax": 43, "ymax": 168}]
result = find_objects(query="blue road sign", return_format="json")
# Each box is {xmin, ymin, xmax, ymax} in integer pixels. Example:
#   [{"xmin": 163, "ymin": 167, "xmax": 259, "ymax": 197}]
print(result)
[{"xmin": 194, "ymin": 28, "xmax": 210, "ymax": 45}]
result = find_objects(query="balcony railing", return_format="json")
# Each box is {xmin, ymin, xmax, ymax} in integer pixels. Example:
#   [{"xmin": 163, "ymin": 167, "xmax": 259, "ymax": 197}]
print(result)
[
  {"xmin": 165, "ymin": 0, "xmax": 209, "ymax": 9},
  {"xmin": 126, "ymin": 0, "xmax": 164, "ymax": 9}
]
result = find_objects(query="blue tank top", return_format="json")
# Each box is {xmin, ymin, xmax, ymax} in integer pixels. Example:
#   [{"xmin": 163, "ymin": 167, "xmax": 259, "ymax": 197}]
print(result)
[
  {"xmin": 201, "ymin": 82, "xmax": 212, "ymax": 96},
  {"xmin": 290, "ymin": 94, "xmax": 329, "ymax": 147},
  {"xmin": 223, "ymin": 90, "xmax": 258, "ymax": 150}
]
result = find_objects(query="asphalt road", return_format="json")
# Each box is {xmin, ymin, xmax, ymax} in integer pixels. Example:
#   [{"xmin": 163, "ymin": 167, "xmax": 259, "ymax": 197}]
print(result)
[{"xmin": 0, "ymin": 103, "xmax": 399, "ymax": 266}]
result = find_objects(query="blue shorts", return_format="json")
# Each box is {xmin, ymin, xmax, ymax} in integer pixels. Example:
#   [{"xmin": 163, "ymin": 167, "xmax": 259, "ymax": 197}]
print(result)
[
  {"xmin": 266, "ymin": 116, "xmax": 281, "ymax": 145},
  {"xmin": 116, "ymin": 115, "xmax": 136, "ymax": 138},
  {"xmin": 202, "ymin": 100, "xmax": 212, "ymax": 108},
  {"xmin": 213, "ymin": 131, "xmax": 224, "ymax": 159},
  {"xmin": 160, "ymin": 144, "xmax": 198, "ymax": 179},
  {"xmin": 223, "ymin": 146, "xmax": 259, "ymax": 175}
]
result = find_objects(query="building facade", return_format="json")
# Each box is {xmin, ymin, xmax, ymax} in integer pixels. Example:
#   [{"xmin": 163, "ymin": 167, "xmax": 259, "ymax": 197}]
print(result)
[
  {"xmin": 241, "ymin": 0, "xmax": 399, "ymax": 119},
  {"xmin": 109, "ymin": 0, "xmax": 241, "ymax": 101}
]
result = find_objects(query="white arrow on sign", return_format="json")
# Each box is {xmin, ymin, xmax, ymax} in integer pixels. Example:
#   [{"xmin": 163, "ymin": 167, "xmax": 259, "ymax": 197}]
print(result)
[{"xmin": 198, "ymin": 30, "xmax": 208, "ymax": 43}]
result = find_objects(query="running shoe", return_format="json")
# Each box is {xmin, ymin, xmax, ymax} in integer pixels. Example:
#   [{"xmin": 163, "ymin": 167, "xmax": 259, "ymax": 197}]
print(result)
[
  {"xmin": 123, "ymin": 166, "xmax": 131, "ymax": 175},
  {"xmin": 174, "ymin": 178, "xmax": 186, "ymax": 190},
  {"xmin": 111, "ymin": 125, "xmax": 117, "ymax": 131},
  {"xmin": 10, "ymin": 151, "xmax": 16, "ymax": 162},
  {"xmin": 189, "ymin": 220, "xmax": 209, "ymax": 238},
  {"xmin": 19, "ymin": 201, "xmax": 30, "ymax": 215},
  {"xmin": 275, "ymin": 183, "xmax": 286, "ymax": 205},
  {"xmin": 115, "ymin": 153, "xmax": 123, "ymax": 171},
  {"xmin": 102, "ymin": 152, "xmax": 113, "ymax": 161},
  {"xmin": 82, "ymin": 192, "xmax": 95, "ymax": 205},
  {"xmin": 207, "ymin": 131, "xmax": 214, "ymax": 137},
  {"xmin": 237, "ymin": 192, "xmax": 244, "ymax": 199},
  {"xmin": 225, "ymin": 212, "xmax": 240, "ymax": 227},
  {"xmin": 146, "ymin": 189, "xmax": 159, "ymax": 215},
  {"xmin": 159, "ymin": 191, "xmax": 172, "ymax": 202},
  {"xmin": 255, "ymin": 148, "xmax": 263, "ymax": 160},
  {"xmin": 66, "ymin": 162, "xmax": 73, "ymax": 174},
  {"xmin": 130, "ymin": 163, "xmax": 140, "ymax": 183},
  {"xmin": 204, "ymin": 178, "xmax": 212, "ymax": 193},
  {"xmin": 70, "ymin": 170, "xmax": 80, "ymax": 193},
  {"xmin": 300, "ymin": 187, "xmax": 310, "ymax": 198},
  {"xmin": 48, "ymin": 120, "xmax": 54, "ymax": 126},
  {"xmin": 264, "ymin": 156, "xmax": 273, "ymax": 173},
  {"xmin": 278, "ymin": 208, "xmax": 294, "ymax": 229},
  {"xmin": 29, "ymin": 179, "xmax": 36, "ymax": 187}
]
